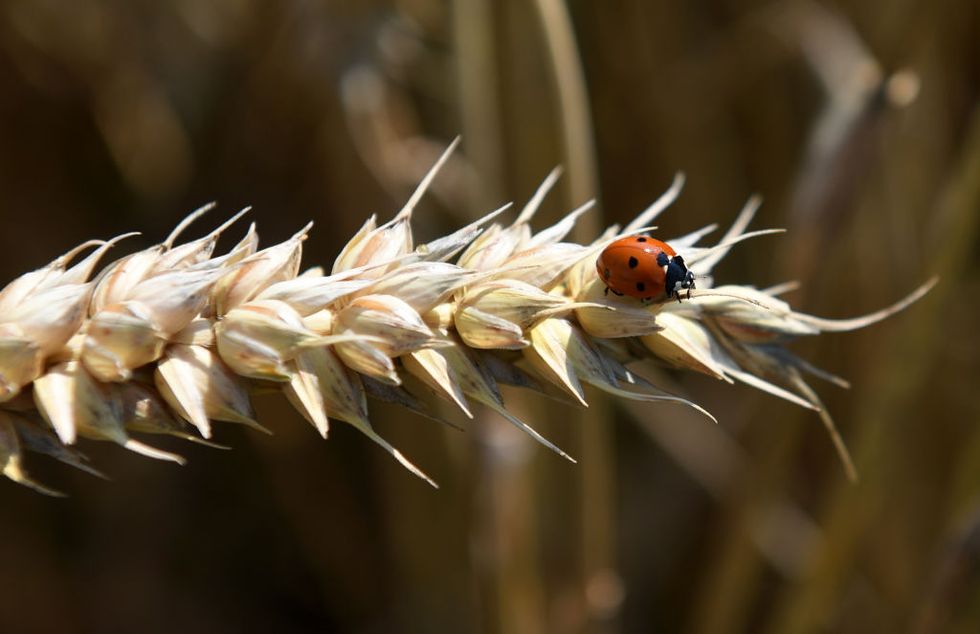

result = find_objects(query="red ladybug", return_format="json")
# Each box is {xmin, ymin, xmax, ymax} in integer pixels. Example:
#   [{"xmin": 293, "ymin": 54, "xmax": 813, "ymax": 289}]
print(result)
[{"xmin": 596, "ymin": 235, "xmax": 695, "ymax": 301}]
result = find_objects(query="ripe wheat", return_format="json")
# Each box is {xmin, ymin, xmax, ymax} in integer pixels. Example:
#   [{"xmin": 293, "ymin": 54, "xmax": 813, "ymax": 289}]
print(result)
[{"xmin": 0, "ymin": 139, "xmax": 935, "ymax": 494}]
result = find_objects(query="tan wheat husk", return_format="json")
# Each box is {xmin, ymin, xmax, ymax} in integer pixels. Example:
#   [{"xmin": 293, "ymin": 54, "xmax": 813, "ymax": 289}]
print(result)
[{"xmin": 0, "ymin": 145, "xmax": 935, "ymax": 494}]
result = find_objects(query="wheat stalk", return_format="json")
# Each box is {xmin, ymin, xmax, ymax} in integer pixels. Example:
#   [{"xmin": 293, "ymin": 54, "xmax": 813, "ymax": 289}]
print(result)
[{"xmin": 0, "ymin": 139, "xmax": 935, "ymax": 495}]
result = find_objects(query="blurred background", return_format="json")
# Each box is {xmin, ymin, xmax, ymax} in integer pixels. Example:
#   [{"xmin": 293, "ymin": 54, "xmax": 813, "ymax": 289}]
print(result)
[{"xmin": 0, "ymin": 0, "xmax": 977, "ymax": 632}]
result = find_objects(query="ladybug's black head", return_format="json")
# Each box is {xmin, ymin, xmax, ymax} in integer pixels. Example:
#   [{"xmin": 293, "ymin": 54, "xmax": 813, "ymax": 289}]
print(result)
[{"xmin": 664, "ymin": 254, "xmax": 695, "ymax": 300}]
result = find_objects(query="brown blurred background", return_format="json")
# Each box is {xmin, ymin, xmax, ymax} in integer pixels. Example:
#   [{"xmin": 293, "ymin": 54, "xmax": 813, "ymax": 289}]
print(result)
[{"xmin": 0, "ymin": 1, "xmax": 978, "ymax": 632}]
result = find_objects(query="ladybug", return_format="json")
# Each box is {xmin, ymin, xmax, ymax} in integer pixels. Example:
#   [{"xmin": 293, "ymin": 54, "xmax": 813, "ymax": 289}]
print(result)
[{"xmin": 596, "ymin": 235, "xmax": 695, "ymax": 302}]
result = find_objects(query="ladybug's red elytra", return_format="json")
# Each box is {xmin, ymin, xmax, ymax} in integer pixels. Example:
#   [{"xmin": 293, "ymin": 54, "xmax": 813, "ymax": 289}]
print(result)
[{"xmin": 596, "ymin": 235, "xmax": 695, "ymax": 301}]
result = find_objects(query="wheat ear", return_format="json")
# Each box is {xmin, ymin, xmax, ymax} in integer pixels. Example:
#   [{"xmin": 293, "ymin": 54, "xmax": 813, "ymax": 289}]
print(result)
[{"xmin": 0, "ymin": 141, "xmax": 935, "ymax": 494}]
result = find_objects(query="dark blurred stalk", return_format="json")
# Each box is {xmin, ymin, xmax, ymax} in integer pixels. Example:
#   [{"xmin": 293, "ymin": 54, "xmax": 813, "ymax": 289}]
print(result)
[
  {"xmin": 690, "ymin": 419, "xmax": 810, "ymax": 633},
  {"xmin": 454, "ymin": 1, "xmax": 548, "ymax": 632},
  {"xmin": 533, "ymin": 1, "xmax": 620, "ymax": 632},
  {"xmin": 768, "ymin": 101, "xmax": 980, "ymax": 634},
  {"xmin": 453, "ymin": 0, "xmax": 506, "ymax": 210},
  {"xmin": 453, "ymin": 1, "xmax": 616, "ymax": 631},
  {"xmin": 690, "ymin": 9, "xmax": 914, "ymax": 629}
]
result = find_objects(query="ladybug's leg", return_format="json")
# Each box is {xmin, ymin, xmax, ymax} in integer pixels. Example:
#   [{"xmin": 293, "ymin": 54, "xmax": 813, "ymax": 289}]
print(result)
[
  {"xmin": 604, "ymin": 286, "xmax": 609, "ymax": 296},
  {"xmin": 611, "ymin": 289, "xmax": 624, "ymax": 296}
]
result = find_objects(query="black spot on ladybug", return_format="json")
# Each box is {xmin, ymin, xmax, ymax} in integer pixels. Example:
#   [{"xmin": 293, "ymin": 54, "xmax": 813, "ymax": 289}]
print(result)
[
  {"xmin": 603, "ymin": 268, "xmax": 610, "ymax": 279},
  {"xmin": 635, "ymin": 282, "xmax": 646, "ymax": 292},
  {"xmin": 628, "ymin": 256, "xmax": 638, "ymax": 269},
  {"xmin": 636, "ymin": 237, "xmax": 647, "ymax": 242}
]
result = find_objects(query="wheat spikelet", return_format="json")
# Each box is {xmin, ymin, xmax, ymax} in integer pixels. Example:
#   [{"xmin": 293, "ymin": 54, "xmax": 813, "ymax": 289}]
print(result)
[{"xmin": 0, "ymin": 140, "xmax": 936, "ymax": 495}]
